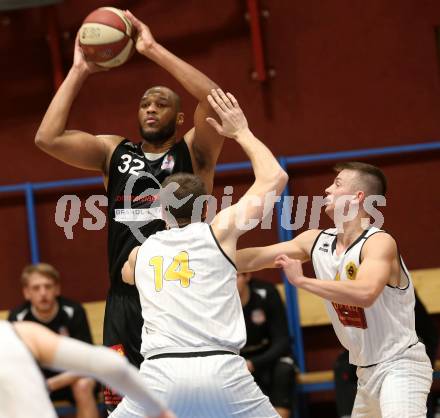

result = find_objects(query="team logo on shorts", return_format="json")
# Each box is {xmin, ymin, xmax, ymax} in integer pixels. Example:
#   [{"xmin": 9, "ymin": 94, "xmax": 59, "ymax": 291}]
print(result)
[
  {"xmin": 345, "ymin": 262, "xmax": 357, "ymax": 280},
  {"xmin": 251, "ymin": 309, "xmax": 266, "ymax": 325},
  {"xmin": 104, "ymin": 344, "xmax": 126, "ymax": 406},
  {"xmin": 110, "ymin": 344, "xmax": 125, "ymax": 356}
]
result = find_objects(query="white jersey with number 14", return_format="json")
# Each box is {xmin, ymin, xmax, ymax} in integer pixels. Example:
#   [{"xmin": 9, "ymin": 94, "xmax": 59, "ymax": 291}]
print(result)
[{"xmin": 135, "ymin": 222, "xmax": 246, "ymax": 359}]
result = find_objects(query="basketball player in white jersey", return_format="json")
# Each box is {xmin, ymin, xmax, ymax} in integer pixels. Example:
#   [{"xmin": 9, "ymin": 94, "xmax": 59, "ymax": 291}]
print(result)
[
  {"xmin": 0, "ymin": 320, "xmax": 175, "ymax": 418},
  {"xmin": 237, "ymin": 162, "xmax": 433, "ymax": 417},
  {"xmin": 109, "ymin": 89, "xmax": 288, "ymax": 418}
]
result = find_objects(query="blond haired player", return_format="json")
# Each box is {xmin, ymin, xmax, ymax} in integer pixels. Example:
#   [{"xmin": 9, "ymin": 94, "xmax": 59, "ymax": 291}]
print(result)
[
  {"xmin": 237, "ymin": 162, "xmax": 433, "ymax": 417},
  {"xmin": 109, "ymin": 89, "xmax": 288, "ymax": 418},
  {"xmin": 0, "ymin": 320, "xmax": 175, "ymax": 418}
]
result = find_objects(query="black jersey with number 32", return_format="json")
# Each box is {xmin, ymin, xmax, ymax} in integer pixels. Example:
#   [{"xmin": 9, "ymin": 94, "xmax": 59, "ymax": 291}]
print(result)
[{"xmin": 107, "ymin": 139, "xmax": 193, "ymax": 293}]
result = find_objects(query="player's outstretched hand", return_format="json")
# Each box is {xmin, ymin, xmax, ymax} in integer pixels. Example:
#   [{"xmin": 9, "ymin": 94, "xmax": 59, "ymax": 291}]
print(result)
[
  {"xmin": 275, "ymin": 254, "xmax": 305, "ymax": 287},
  {"xmin": 124, "ymin": 10, "xmax": 156, "ymax": 55},
  {"xmin": 206, "ymin": 89, "xmax": 249, "ymax": 139},
  {"xmin": 73, "ymin": 32, "xmax": 107, "ymax": 74}
]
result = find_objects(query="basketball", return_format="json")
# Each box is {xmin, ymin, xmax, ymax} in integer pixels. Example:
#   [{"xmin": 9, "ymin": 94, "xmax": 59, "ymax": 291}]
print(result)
[{"xmin": 79, "ymin": 7, "xmax": 135, "ymax": 68}]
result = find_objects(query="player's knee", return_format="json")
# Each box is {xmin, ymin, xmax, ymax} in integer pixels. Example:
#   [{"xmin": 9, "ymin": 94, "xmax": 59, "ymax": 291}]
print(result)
[{"xmin": 71, "ymin": 377, "xmax": 96, "ymax": 401}]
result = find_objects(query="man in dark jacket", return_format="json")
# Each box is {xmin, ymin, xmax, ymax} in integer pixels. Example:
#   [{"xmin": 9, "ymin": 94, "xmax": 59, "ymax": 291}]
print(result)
[
  {"xmin": 237, "ymin": 272, "xmax": 296, "ymax": 418},
  {"xmin": 9, "ymin": 262, "xmax": 98, "ymax": 418}
]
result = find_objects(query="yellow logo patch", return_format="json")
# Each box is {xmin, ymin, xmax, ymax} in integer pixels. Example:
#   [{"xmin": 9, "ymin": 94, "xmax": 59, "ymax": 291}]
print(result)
[{"xmin": 345, "ymin": 262, "xmax": 357, "ymax": 280}]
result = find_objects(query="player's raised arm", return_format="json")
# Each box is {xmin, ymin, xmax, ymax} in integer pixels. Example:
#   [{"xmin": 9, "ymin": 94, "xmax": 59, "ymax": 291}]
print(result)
[
  {"xmin": 35, "ymin": 33, "xmax": 122, "ymax": 173},
  {"xmin": 124, "ymin": 10, "xmax": 224, "ymax": 192},
  {"xmin": 208, "ymin": 90, "xmax": 288, "ymax": 249}
]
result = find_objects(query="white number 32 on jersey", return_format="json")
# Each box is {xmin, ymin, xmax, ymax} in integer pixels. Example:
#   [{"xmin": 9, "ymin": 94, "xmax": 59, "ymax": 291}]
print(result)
[{"xmin": 117, "ymin": 154, "xmax": 145, "ymax": 176}]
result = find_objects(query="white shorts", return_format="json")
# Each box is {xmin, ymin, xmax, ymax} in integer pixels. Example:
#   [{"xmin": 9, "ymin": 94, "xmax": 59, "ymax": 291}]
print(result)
[
  {"xmin": 352, "ymin": 342, "xmax": 432, "ymax": 418},
  {"xmin": 110, "ymin": 353, "xmax": 279, "ymax": 418}
]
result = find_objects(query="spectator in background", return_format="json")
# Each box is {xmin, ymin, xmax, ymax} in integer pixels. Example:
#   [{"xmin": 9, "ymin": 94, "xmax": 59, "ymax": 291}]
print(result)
[
  {"xmin": 8, "ymin": 263, "xmax": 99, "ymax": 418},
  {"xmin": 334, "ymin": 290, "xmax": 439, "ymax": 418},
  {"xmin": 237, "ymin": 272, "xmax": 296, "ymax": 418}
]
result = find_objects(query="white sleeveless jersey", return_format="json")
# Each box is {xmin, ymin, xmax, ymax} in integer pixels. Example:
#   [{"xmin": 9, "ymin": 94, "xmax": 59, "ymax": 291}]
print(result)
[
  {"xmin": 0, "ymin": 321, "xmax": 57, "ymax": 418},
  {"xmin": 311, "ymin": 227, "xmax": 418, "ymax": 366},
  {"xmin": 135, "ymin": 222, "xmax": 246, "ymax": 358}
]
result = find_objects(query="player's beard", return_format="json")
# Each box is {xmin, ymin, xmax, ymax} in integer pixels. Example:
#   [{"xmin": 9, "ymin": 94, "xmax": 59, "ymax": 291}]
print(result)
[{"xmin": 139, "ymin": 118, "xmax": 177, "ymax": 146}]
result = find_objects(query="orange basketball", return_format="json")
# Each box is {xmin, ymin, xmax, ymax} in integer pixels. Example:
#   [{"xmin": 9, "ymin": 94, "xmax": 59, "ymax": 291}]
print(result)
[{"xmin": 79, "ymin": 7, "xmax": 135, "ymax": 68}]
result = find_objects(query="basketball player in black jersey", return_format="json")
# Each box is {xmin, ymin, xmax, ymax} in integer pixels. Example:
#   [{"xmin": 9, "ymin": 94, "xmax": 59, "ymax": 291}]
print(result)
[{"xmin": 35, "ymin": 10, "xmax": 224, "ymax": 412}]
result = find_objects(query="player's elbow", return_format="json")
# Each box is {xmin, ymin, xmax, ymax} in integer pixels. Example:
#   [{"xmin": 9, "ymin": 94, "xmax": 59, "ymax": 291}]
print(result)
[
  {"xmin": 34, "ymin": 131, "xmax": 46, "ymax": 148},
  {"xmin": 275, "ymin": 169, "xmax": 288, "ymax": 193},
  {"xmin": 267, "ymin": 167, "xmax": 288, "ymax": 195},
  {"xmin": 35, "ymin": 130, "xmax": 54, "ymax": 150},
  {"xmin": 358, "ymin": 290, "xmax": 377, "ymax": 308}
]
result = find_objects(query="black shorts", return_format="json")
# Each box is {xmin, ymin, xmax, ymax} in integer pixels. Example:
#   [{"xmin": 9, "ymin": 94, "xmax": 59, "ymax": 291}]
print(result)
[
  {"xmin": 103, "ymin": 288, "xmax": 144, "ymax": 367},
  {"xmin": 103, "ymin": 288, "xmax": 144, "ymax": 413}
]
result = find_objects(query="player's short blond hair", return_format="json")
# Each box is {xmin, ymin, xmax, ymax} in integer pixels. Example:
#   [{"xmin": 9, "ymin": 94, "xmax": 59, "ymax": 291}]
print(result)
[{"xmin": 21, "ymin": 263, "xmax": 60, "ymax": 287}]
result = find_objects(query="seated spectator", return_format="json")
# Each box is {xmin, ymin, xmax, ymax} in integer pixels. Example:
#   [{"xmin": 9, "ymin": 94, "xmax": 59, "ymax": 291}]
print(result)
[
  {"xmin": 8, "ymin": 262, "xmax": 99, "ymax": 418},
  {"xmin": 237, "ymin": 272, "xmax": 296, "ymax": 418},
  {"xmin": 333, "ymin": 290, "xmax": 439, "ymax": 418}
]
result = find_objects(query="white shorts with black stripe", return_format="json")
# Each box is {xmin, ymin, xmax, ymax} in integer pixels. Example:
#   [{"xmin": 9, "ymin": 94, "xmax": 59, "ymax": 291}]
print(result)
[
  {"xmin": 352, "ymin": 342, "xmax": 432, "ymax": 418},
  {"xmin": 110, "ymin": 354, "xmax": 279, "ymax": 418}
]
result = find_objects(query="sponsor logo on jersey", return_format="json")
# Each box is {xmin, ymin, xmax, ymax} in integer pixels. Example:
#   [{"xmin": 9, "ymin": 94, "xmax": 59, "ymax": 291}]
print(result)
[
  {"xmin": 114, "ymin": 207, "xmax": 162, "ymax": 223},
  {"xmin": 318, "ymin": 241, "xmax": 330, "ymax": 252},
  {"xmin": 332, "ymin": 302, "xmax": 368, "ymax": 329},
  {"xmin": 161, "ymin": 155, "xmax": 175, "ymax": 171},
  {"xmin": 115, "ymin": 194, "xmax": 158, "ymax": 203},
  {"xmin": 251, "ymin": 309, "xmax": 266, "ymax": 325},
  {"xmin": 345, "ymin": 261, "xmax": 357, "ymax": 280}
]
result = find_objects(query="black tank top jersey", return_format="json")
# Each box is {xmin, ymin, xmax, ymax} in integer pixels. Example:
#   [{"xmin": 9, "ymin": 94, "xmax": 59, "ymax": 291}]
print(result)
[
  {"xmin": 103, "ymin": 138, "xmax": 193, "ymax": 374},
  {"xmin": 107, "ymin": 138, "xmax": 193, "ymax": 293}
]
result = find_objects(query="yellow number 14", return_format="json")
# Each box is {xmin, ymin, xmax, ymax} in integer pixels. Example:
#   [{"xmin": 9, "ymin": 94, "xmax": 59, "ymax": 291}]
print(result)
[{"xmin": 149, "ymin": 251, "xmax": 195, "ymax": 292}]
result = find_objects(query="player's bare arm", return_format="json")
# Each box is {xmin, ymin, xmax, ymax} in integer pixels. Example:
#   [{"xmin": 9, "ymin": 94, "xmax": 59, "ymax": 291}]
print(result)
[
  {"xmin": 208, "ymin": 90, "xmax": 288, "ymax": 259},
  {"xmin": 13, "ymin": 322, "xmax": 175, "ymax": 418},
  {"xmin": 35, "ymin": 33, "xmax": 123, "ymax": 175},
  {"xmin": 122, "ymin": 246, "xmax": 140, "ymax": 285},
  {"xmin": 125, "ymin": 10, "xmax": 224, "ymax": 193},
  {"xmin": 46, "ymin": 372, "xmax": 80, "ymax": 392},
  {"xmin": 276, "ymin": 233, "xmax": 399, "ymax": 308},
  {"xmin": 236, "ymin": 229, "xmax": 320, "ymax": 273}
]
